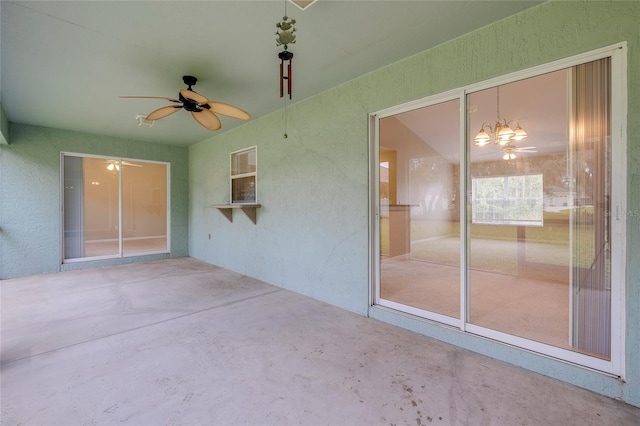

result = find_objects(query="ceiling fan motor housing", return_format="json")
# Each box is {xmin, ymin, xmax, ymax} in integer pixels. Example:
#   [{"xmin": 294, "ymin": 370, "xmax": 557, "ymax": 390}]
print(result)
[
  {"xmin": 183, "ymin": 75, "xmax": 197, "ymax": 88},
  {"xmin": 180, "ymin": 94, "xmax": 200, "ymax": 112}
]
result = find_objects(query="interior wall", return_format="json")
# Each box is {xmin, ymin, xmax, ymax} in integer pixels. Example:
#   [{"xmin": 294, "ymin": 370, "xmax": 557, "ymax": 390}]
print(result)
[
  {"xmin": 189, "ymin": 1, "xmax": 640, "ymax": 407},
  {"xmin": 0, "ymin": 123, "xmax": 189, "ymax": 279},
  {"xmin": 380, "ymin": 115, "xmax": 456, "ymax": 226}
]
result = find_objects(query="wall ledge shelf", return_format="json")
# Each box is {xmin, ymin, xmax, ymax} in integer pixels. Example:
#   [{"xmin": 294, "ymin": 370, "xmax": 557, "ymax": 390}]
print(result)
[{"xmin": 210, "ymin": 204, "xmax": 261, "ymax": 224}]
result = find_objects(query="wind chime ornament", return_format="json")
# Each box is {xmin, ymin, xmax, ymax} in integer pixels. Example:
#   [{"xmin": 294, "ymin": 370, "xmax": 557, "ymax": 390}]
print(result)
[
  {"xmin": 276, "ymin": 15, "xmax": 295, "ymax": 99},
  {"xmin": 276, "ymin": 10, "xmax": 296, "ymax": 138}
]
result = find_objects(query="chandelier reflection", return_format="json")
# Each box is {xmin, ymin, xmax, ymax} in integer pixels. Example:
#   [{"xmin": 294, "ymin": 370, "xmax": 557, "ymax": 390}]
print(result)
[{"xmin": 473, "ymin": 87, "xmax": 528, "ymax": 147}]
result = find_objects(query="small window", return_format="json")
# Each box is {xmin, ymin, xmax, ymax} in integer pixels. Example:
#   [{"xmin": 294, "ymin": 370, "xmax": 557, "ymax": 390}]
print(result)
[
  {"xmin": 230, "ymin": 146, "xmax": 257, "ymax": 204},
  {"xmin": 472, "ymin": 174, "xmax": 543, "ymax": 226}
]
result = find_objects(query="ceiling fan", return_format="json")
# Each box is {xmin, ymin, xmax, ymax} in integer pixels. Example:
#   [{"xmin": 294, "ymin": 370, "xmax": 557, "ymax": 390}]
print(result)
[
  {"xmin": 120, "ymin": 76, "xmax": 251, "ymax": 131},
  {"xmin": 501, "ymin": 144, "xmax": 537, "ymax": 160},
  {"xmin": 105, "ymin": 159, "xmax": 142, "ymax": 171}
]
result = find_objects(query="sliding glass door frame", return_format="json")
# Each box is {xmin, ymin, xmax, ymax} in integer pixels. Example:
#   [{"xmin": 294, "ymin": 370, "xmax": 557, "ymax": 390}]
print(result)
[
  {"xmin": 369, "ymin": 43, "xmax": 627, "ymax": 376},
  {"xmin": 370, "ymin": 89, "xmax": 464, "ymax": 330},
  {"xmin": 60, "ymin": 152, "xmax": 171, "ymax": 263}
]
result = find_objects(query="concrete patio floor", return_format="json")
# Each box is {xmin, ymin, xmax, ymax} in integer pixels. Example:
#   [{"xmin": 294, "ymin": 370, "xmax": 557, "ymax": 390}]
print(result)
[{"xmin": 2, "ymin": 257, "xmax": 639, "ymax": 425}]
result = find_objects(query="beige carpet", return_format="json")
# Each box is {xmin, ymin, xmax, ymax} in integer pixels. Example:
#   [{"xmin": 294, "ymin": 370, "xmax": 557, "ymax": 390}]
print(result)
[{"xmin": 381, "ymin": 257, "xmax": 570, "ymax": 350}]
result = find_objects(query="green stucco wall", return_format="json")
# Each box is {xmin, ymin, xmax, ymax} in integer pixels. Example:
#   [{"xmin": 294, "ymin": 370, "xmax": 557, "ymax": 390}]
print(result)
[
  {"xmin": 189, "ymin": 1, "xmax": 640, "ymax": 407},
  {"xmin": 0, "ymin": 123, "xmax": 189, "ymax": 279}
]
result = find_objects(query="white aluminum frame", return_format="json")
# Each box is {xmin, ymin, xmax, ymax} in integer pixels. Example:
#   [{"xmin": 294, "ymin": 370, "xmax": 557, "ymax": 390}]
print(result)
[{"xmin": 229, "ymin": 146, "xmax": 258, "ymax": 205}]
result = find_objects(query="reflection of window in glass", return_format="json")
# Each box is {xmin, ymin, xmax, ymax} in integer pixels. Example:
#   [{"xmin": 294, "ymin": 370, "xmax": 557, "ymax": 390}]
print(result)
[
  {"xmin": 230, "ymin": 147, "xmax": 257, "ymax": 204},
  {"xmin": 62, "ymin": 155, "xmax": 169, "ymax": 261},
  {"xmin": 380, "ymin": 161, "xmax": 389, "ymax": 199},
  {"xmin": 472, "ymin": 174, "xmax": 543, "ymax": 226}
]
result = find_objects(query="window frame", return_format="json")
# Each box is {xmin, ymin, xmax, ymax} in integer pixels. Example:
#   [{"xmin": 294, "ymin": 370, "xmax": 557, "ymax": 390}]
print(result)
[{"xmin": 230, "ymin": 146, "xmax": 257, "ymax": 204}]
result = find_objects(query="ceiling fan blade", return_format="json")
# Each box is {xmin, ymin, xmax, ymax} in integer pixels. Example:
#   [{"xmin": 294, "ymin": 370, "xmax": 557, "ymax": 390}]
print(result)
[
  {"xmin": 119, "ymin": 96, "xmax": 181, "ymax": 103},
  {"xmin": 191, "ymin": 110, "xmax": 221, "ymax": 130},
  {"xmin": 146, "ymin": 105, "xmax": 183, "ymax": 121},
  {"xmin": 180, "ymin": 89, "xmax": 209, "ymax": 105},
  {"xmin": 207, "ymin": 101, "xmax": 251, "ymax": 120},
  {"xmin": 122, "ymin": 161, "xmax": 143, "ymax": 167}
]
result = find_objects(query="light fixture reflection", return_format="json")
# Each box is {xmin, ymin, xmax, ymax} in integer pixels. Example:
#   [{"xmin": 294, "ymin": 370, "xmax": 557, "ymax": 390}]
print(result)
[
  {"xmin": 474, "ymin": 119, "xmax": 527, "ymax": 146},
  {"xmin": 473, "ymin": 87, "xmax": 528, "ymax": 146}
]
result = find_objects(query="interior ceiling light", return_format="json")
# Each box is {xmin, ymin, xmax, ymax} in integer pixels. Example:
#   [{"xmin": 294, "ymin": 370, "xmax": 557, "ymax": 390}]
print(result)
[
  {"xmin": 106, "ymin": 160, "xmax": 120, "ymax": 171},
  {"xmin": 474, "ymin": 86, "xmax": 528, "ymax": 147},
  {"xmin": 136, "ymin": 114, "xmax": 154, "ymax": 128},
  {"xmin": 106, "ymin": 159, "xmax": 143, "ymax": 171},
  {"xmin": 502, "ymin": 146, "xmax": 517, "ymax": 160},
  {"xmin": 499, "ymin": 143, "xmax": 537, "ymax": 161}
]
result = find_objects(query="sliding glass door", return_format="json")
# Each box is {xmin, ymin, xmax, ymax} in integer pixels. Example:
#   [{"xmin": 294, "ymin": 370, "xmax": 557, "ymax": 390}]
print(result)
[
  {"xmin": 62, "ymin": 154, "xmax": 169, "ymax": 261},
  {"xmin": 378, "ymin": 98, "xmax": 461, "ymax": 324},
  {"xmin": 373, "ymin": 46, "xmax": 624, "ymax": 373}
]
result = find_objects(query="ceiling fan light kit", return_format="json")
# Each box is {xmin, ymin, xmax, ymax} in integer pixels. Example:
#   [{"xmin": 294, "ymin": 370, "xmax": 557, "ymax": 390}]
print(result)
[
  {"xmin": 502, "ymin": 146, "xmax": 517, "ymax": 160},
  {"xmin": 135, "ymin": 114, "xmax": 154, "ymax": 128},
  {"xmin": 120, "ymin": 75, "xmax": 251, "ymax": 131}
]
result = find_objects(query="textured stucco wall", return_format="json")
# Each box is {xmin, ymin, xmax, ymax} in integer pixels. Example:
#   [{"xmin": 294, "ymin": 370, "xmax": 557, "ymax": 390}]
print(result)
[
  {"xmin": 189, "ymin": 1, "xmax": 640, "ymax": 407},
  {"xmin": 0, "ymin": 123, "xmax": 189, "ymax": 279},
  {"xmin": 190, "ymin": 101, "xmax": 369, "ymax": 315}
]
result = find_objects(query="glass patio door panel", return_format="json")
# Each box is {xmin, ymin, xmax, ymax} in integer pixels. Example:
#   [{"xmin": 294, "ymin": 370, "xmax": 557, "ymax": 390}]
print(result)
[
  {"xmin": 64, "ymin": 156, "xmax": 120, "ymax": 259},
  {"xmin": 467, "ymin": 72, "xmax": 574, "ymax": 349},
  {"xmin": 379, "ymin": 99, "xmax": 461, "ymax": 319},
  {"xmin": 122, "ymin": 161, "xmax": 168, "ymax": 255},
  {"xmin": 83, "ymin": 157, "xmax": 120, "ymax": 257},
  {"xmin": 63, "ymin": 156, "xmax": 85, "ymax": 259},
  {"xmin": 466, "ymin": 60, "xmax": 612, "ymax": 359}
]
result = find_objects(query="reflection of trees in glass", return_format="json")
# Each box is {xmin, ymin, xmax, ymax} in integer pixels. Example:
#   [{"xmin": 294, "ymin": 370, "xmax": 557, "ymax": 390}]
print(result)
[
  {"xmin": 470, "ymin": 152, "xmax": 597, "ymax": 213},
  {"xmin": 472, "ymin": 174, "xmax": 543, "ymax": 225}
]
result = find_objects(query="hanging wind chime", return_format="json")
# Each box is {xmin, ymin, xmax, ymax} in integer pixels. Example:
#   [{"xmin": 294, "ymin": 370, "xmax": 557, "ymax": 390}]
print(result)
[{"xmin": 275, "ymin": 4, "xmax": 296, "ymax": 138}]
